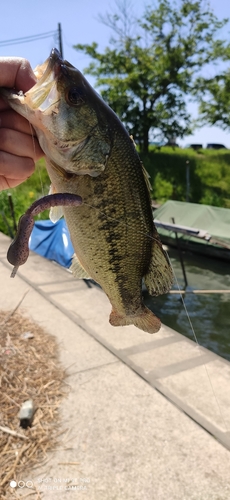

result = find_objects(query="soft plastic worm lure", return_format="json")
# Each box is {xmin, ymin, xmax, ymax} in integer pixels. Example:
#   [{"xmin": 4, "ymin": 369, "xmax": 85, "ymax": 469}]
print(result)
[{"xmin": 7, "ymin": 193, "xmax": 82, "ymax": 277}]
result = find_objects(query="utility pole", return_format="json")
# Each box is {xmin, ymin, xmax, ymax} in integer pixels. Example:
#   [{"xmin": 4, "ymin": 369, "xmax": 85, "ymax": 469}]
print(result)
[{"xmin": 58, "ymin": 23, "xmax": 63, "ymax": 58}]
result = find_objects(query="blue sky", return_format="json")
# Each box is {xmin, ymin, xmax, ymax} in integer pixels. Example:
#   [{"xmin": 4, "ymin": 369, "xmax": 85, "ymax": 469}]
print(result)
[{"xmin": 1, "ymin": 0, "xmax": 230, "ymax": 147}]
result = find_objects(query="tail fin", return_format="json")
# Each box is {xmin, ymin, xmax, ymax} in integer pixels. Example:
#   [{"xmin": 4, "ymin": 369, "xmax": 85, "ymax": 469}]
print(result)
[{"xmin": 109, "ymin": 306, "xmax": 161, "ymax": 334}]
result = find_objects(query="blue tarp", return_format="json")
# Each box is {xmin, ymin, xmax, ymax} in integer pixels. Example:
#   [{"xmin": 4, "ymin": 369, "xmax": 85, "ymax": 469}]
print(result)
[{"xmin": 29, "ymin": 219, "xmax": 74, "ymax": 268}]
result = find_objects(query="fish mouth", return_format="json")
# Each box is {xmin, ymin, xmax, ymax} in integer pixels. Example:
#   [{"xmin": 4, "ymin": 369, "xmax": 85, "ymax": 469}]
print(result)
[
  {"xmin": 1, "ymin": 48, "xmax": 65, "ymax": 113},
  {"xmin": 22, "ymin": 48, "xmax": 64, "ymax": 111}
]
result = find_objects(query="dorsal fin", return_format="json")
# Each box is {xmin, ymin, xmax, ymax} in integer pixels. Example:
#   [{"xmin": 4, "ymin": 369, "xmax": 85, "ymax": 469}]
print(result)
[{"xmin": 141, "ymin": 161, "xmax": 152, "ymax": 194}]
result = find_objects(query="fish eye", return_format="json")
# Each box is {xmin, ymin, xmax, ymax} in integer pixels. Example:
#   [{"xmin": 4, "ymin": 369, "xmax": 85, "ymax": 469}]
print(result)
[{"xmin": 66, "ymin": 86, "xmax": 85, "ymax": 106}]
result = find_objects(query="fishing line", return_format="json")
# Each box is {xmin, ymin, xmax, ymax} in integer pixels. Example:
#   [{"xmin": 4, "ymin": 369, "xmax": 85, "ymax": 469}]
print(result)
[
  {"xmin": 80, "ymin": 199, "xmax": 228, "ymax": 430},
  {"xmin": 169, "ymin": 259, "xmax": 199, "ymax": 344},
  {"xmin": 30, "ymin": 125, "xmax": 45, "ymax": 198},
  {"xmin": 167, "ymin": 252, "xmax": 227, "ymax": 429},
  {"xmin": 21, "ymin": 96, "xmax": 46, "ymax": 199}
]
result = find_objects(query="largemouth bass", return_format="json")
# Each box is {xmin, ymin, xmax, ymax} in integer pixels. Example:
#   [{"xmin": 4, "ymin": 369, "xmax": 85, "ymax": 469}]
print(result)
[{"xmin": 2, "ymin": 48, "xmax": 173, "ymax": 333}]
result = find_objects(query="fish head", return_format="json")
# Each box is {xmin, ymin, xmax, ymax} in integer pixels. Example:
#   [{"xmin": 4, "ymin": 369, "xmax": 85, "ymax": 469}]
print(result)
[{"xmin": 1, "ymin": 48, "xmax": 111, "ymax": 176}]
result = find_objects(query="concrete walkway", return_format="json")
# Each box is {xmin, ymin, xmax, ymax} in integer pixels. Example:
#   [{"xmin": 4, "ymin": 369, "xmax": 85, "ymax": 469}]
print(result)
[{"xmin": 0, "ymin": 231, "xmax": 230, "ymax": 500}]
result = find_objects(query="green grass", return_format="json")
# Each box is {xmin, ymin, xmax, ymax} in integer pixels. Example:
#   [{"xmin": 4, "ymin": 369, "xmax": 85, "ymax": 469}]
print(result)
[{"xmin": 140, "ymin": 147, "xmax": 230, "ymax": 208}]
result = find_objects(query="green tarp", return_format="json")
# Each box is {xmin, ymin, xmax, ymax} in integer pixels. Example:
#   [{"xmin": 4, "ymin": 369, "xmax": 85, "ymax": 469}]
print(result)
[{"xmin": 153, "ymin": 200, "xmax": 230, "ymax": 246}]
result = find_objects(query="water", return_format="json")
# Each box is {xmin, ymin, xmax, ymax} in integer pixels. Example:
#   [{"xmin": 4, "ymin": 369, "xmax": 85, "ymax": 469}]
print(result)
[{"xmin": 144, "ymin": 248, "xmax": 230, "ymax": 361}]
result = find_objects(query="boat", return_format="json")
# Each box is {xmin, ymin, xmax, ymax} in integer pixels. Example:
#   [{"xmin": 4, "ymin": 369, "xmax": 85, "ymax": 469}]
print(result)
[{"xmin": 153, "ymin": 200, "xmax": 230, "ymax": 261}]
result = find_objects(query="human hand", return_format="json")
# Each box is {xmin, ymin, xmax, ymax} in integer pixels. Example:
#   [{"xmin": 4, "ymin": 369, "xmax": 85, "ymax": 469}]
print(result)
[{"xmin": 0, "ymin": 57, "xmax": 44, "ymax": 191}]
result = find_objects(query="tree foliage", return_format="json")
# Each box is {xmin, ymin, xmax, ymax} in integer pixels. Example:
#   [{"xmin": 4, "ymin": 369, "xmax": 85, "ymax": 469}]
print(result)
[
  {"xmin": 195, "ymin": 70, "xmax": 230, "ymax": 130},
  {"xmin": 74, "ymin": 0, "xmax": 229, "ymax": 153}
]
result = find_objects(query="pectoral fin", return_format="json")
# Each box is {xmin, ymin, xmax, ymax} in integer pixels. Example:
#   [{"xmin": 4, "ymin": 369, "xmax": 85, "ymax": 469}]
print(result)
[
  {"xmin": 48, "ymin": 184, "xmax": 64, "ymax": 222},
  {"xmin": 49, "ymin": 205, "xmax": 64, "ymax": 223},
  {"xmin": 144, "ymin": 233, "xmax": 173, "ymax": 296}
]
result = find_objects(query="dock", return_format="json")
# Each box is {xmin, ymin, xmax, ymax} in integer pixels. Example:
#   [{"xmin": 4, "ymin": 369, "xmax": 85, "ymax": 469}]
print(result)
[{"xmin": 0, "ymin": 231, "xmax": 230, "ymax": 499}]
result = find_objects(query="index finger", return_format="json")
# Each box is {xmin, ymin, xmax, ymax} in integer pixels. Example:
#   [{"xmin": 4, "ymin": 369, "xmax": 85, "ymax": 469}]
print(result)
[{"xmin": 0, "ymin": 57, "xmax": 36, "ymax": 92}]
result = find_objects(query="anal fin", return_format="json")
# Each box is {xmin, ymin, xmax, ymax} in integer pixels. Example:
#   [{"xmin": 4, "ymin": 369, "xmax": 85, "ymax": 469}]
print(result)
[
  {"xmin": 48, "ymin": 184, "xmax": 64, "ymax": 223},
  {"xmin": 70, "ymin": 254, "xmax": 91, "ymax": 279}
]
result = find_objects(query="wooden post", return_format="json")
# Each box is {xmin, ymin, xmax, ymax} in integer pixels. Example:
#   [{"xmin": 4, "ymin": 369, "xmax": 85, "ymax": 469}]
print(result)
[{"xmin": 171, "ymin": 217, "xmax": 188, "ymax": 288}]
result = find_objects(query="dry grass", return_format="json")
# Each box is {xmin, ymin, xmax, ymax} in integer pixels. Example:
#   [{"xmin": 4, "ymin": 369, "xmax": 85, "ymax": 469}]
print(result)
[{"xmin": 0, "ymin": 307, "xmax": 67, "ymax": 499}]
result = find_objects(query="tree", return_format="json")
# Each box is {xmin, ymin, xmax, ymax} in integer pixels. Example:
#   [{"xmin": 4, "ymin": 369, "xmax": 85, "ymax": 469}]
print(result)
[
  {"xmin": 74, "ymin": 0, "xmax": 229, "ymax": 153},
  {"xmin": 195, "ymin": 70, "xmax": 230, "ymax": 131}
]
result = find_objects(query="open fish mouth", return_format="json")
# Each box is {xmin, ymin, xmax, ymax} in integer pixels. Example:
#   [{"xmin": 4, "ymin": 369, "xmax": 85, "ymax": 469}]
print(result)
[
  {"xmin": 24, "ymin": 48, "xmax": 63, "ymax": 111},
  {"xmin": 1, "ymin": 49, "xmax": 64, "ymax": 113}
]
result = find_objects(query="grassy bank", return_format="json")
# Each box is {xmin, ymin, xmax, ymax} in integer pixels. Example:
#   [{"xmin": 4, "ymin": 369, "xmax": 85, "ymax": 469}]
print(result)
[
  {"xmin": 0, "ymin": 148, "xmax": 230, "ymax": 237},
  {"xmin": 0, "ymin": 158, "xmax": 50, "ymax": 236},
  {"xmin": 140, "ymin": 147, "xmax": 230, "ymax": 208}
]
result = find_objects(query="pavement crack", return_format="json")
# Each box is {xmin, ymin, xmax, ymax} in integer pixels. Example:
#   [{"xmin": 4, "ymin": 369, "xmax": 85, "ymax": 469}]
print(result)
[{"xmin": 66, "ymin": 359, "xmax": 120, "ymax": 378}]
